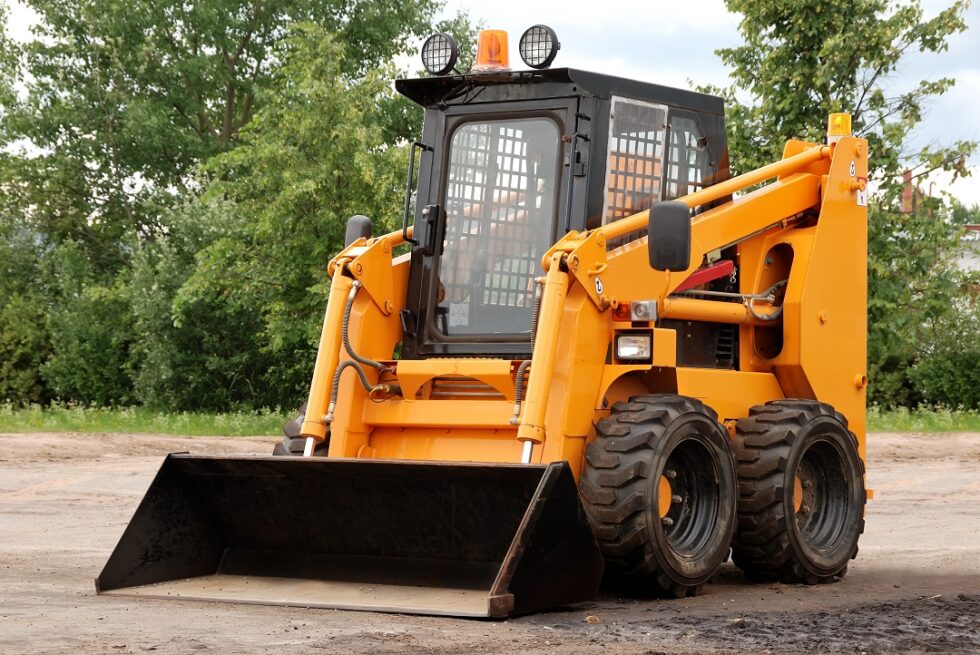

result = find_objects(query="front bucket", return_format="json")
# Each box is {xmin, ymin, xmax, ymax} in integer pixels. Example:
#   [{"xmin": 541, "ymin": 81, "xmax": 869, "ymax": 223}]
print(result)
[{"xmin": 96, "ymin": 455, "xmax": 603, "ymax": 618}]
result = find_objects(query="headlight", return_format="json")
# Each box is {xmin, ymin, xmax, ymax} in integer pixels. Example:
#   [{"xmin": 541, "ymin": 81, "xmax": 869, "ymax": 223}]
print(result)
[
  {"xmin": 616, "ymin": 334, "xmax": 652, "ymax": 361},
  {"xmin": 421, "ymin": 32, "xmax": 459, "ymax": 76},
  {"xmin": 518, "ymin": 25, "xmax": 560, "ymax": 69}
]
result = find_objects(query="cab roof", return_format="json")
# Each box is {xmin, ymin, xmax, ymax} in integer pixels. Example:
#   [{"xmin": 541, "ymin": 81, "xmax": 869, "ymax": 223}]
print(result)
[{"xmin": 395, "ymin": 67, "xmax": 725, "ymax": 116}]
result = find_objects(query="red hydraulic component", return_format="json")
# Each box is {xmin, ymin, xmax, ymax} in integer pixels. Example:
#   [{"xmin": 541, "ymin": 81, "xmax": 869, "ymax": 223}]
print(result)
[{"xmin": 674, "ymin": 260, "xmax": 735, "ymax": 293}]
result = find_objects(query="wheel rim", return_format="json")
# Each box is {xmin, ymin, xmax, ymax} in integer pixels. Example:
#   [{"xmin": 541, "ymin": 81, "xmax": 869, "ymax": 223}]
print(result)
[
  {"xmin": 657, "ymin": 475, "xmax": 672, "ymax": 518},
  {"xmin": 793, "ymin": 438, "xmax": 849, "ymax": 551},
  {"xmin": 658, "ymin": 438, "xmax": 720, "ymax": 557}
]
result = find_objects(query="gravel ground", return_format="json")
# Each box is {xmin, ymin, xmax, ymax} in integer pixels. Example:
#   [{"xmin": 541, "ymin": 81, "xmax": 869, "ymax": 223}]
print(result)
[{"xmin": 0, "ymin": 431, "xmax": 978, "ymax": 654}]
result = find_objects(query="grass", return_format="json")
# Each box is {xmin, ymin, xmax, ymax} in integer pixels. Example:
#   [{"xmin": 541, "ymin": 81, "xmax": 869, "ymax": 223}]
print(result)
[
  {"xmin": 1, "ymin": 403, "xmax": 978, "ymax": 436},
  {"xmin": 0, "ymin": 403, "xmax": 289, "ymax": 436},
  {"xmin": 867, "ymin": 406, "xmax": 980, "ymax": 432}
]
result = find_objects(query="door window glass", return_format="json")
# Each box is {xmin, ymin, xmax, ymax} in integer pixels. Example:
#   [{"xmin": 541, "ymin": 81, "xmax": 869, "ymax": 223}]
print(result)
[{"xmin": 436, "ymin": 117, "xmax": 560, "ymax": 336}]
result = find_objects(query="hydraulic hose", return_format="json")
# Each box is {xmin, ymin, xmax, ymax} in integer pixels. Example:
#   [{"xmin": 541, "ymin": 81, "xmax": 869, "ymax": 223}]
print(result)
[
  {"xmin": 747, "ymin": 279, "xmax": 788, "ymax": 322},
  {"xmin": 342, "ymin": 282, "xmax": 386, "ymax": 371},
  {"xmin": 510, "ymin": 360, "xmax": 532, "ymax": 426},
  {"xmin": 529, "ymin": 277, "xmax": 543, "ymax": 351},
  {"xmin": 325, "ymin": 281, "xmax": 401, "ymax": 423}
]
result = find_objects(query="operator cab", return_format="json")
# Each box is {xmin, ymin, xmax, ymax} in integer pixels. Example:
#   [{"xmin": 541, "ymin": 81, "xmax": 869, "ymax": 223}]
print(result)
[{"xmin": 394, "ymin": 28, "xmax": 730, "ymax": 359}]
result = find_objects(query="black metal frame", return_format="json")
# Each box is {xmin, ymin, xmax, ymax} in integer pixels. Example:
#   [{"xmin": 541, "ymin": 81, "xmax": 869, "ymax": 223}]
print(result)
[{"xmin": 396, "ymin": 68, "xmax": 730, "ymax": 360}]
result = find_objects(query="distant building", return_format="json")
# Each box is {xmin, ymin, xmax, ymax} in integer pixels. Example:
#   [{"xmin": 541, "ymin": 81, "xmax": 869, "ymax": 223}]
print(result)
[
  {"xmin": 901, "ymin": 170, "xmax": 921, "ymax": 214},
  {"xmin": 960, "ymin": 224, "xmax": 980, "ymax": 273},
  {"xmin": 900, "ymin": 170, "xmax": 978, "ymax": 274}
]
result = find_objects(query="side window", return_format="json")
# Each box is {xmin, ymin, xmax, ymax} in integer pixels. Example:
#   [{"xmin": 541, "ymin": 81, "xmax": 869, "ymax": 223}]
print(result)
[
  {"xmin": 664, "ymin": 114, "xmax": 708, "ymax": 200},
  {"xmin": 602, "ymin": 97, "xmax": 668, "ymax": 225}
]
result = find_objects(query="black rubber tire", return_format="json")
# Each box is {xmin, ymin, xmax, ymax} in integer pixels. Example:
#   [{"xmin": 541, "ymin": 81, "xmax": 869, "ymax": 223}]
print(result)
[
  {"xmin": 732, "ymin": 399, "xmax": 866, "ymax": 584},
  {"xmin": 581, "ymin": 394, "xmax": 738, "ymax": 598},
  {"xmin": 272, "ymin": 404, "xmax": 329, "ymax": 456}
]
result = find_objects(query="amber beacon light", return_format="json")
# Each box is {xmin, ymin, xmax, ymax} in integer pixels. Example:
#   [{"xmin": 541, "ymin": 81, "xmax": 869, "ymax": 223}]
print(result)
[
  {"xmin": 472, "ymin": 29, "xmax": 510, "ymax": 72},
  {"xmin": 827, "ymin": 112, "xmax": 852, "ymax": 144}
]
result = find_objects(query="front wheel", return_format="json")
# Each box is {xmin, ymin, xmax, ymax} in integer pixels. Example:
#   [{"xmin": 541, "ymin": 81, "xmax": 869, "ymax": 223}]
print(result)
[{"xmin": 580, "ymin": 394, "xmax": 738, "ymax": 598}]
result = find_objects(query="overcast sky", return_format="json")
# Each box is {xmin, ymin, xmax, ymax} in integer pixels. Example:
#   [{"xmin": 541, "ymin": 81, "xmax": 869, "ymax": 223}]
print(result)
[{"xmin": 4, "ymin": 0, "xmax": 979, "ymax": 205}]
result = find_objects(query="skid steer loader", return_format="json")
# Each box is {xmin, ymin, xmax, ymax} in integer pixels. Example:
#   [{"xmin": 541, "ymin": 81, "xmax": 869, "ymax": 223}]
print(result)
[{"xmin": 98, "ymin": 27, "xmax": 869, "ymax": 618}]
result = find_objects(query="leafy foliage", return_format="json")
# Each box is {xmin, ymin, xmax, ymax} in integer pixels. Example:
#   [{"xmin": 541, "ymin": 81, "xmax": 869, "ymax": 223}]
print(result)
[
  {"xmin": 127, "ymin": 199, "xmax": 274, "ymax": 410},
  {"xmin": 128, "ymin": 26, "xmax": 409, "ymax": 410},
  {"xmin": 0, "ymin": 216, "xmax": 50, "ymax": 404},
  {"xmin": 40, "ymin": 241, "xmax": 137, "ymax": 405},
  {"xmin": 3, "ymin": 0, "xmax": 439, "ymax": 272},
  {"xmin": 0, "ymin": 293, "xmax": 50, "ymax": 404},
  {"xmin": 906, "ymin": 298, "xmax": 980, "ymax": 409},
  {"xmin": 0, "ymin": 0, "xmax": 464, "ymax": 409}
]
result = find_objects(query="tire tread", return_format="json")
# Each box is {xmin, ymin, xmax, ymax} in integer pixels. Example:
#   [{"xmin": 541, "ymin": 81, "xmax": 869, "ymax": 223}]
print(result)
[{"xmin": 732, "ymin": 399, "xmax": 865, "ymax": 583}]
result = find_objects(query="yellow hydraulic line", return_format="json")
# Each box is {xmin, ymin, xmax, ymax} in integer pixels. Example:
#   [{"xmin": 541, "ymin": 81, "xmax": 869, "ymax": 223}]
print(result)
[
  {"xmin": 516, "ymin": 253, "xmax": 570, "ymax": 463},
  {"xmin": 301, "ymin": 270, "xmax": 355, "ymax": 444},
  {"xmin": 601, "ymin": 145, "xmax": 831, "ymax": 242},
  {"xmin": 660, "ymin": 297, "xmax": 776, "ymax": 325}
]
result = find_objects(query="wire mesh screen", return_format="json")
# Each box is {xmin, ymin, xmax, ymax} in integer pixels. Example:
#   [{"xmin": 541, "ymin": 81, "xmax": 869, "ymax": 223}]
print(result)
[
  {"xmin": 602, "ymin": 97, "xmax": 668, "ymax": 241},
  {"xmin": 421, "ymin": 34, "xmax": 455, "ymax": 73},
  {"xmin": 437, "ymin": 118, "xmax": 559, "ymax": 336},
  {"xmin": 664, "ymin": 115, "xmax": 708, "ymax": 199}
]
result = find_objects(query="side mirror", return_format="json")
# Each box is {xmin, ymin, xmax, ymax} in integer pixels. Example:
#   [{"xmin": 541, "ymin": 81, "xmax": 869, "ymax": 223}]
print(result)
[
  {"xmin": 648, "ymin": 201, "xmax": 691, "ymax": 272},
  {"xmin": 345, "ymin": 215, "xmax": 373, "ymax": 247}
]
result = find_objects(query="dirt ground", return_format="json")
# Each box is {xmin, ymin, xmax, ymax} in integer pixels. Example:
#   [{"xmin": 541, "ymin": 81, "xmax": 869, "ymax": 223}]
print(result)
[{"xmin": 1, "ymin": 431, "xmax": 978, "ymax": 654}]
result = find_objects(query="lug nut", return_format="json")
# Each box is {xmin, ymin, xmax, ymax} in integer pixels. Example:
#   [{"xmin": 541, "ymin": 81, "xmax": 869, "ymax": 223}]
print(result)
[
  {"xmin": 802, "ymin": 480, "xmax": 812, "ymax": 489},
  {"xmin": 661, "ymin": 517, "xmax": 674, "ymax": 527},
  {"xmin": 799, "ymin": 505, "xmax": 811, "ymax": 514},
  {"xmin": 671, "ymin": 494, "xmax": 683, "ymax": 504},
  {"xmin": 664, "ymin": 469, "xmax": 677, "ymax": 480}
]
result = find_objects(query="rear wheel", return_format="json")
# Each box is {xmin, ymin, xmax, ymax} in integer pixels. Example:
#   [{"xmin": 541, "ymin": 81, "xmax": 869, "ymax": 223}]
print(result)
[
  {"xmin": 581, "ymin": 394, "xmax": 737, "ymax": 598},
  {"xmin": 732, "ymin": 400, "xmax": 866, "ymax": 584},
  {"xmin": 272, "ymin": 404, "xmax": 329, "ymax": 456}
]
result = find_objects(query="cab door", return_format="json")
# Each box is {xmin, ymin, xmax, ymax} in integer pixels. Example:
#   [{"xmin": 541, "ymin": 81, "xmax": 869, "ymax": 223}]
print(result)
[{"xmin": 401, "ymin": 98, "xmax": 578, "ymax": 359}]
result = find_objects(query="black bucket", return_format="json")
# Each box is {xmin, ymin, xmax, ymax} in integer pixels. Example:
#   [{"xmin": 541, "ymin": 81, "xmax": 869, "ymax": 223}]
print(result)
[{"xmin": 96, "ymin": 455, "xmax": 603, "ymax": 618}]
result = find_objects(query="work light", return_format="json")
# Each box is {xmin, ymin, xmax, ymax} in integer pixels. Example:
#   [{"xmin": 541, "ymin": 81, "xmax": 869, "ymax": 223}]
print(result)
[
  {"xmin": 421, "ymin": 32, "xmax": 459, "ymax": 76},
  {"xmin": 518, "ymin": 25, "xmax": 560, "ymax": 69}
]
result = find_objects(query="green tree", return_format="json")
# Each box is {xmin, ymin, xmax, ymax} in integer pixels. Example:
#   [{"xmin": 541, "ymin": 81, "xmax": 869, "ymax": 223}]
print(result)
[
  {"xmin": 3, "ymin": 0, "xmax": 439, "ymax": 268},
  {"xmin": 0, "ymin": 293, "xmax": 49, "ymax": 404},
  {"xmin": 907, "ymin": 298, "xmax": 980, "ymax": 409},
  {"xmin": 127, "ymin": 199, "xmax": 275, "ymax": 410},
  {"xmin": 950, "ymin": 199, "xmax": 980, "ymax": 225},
  {"xmin": 133, "ymin": 26, "xmax": 408, "ymax": 410},
  {"xmin": 40, "ymin": 241, "xmax": 137, "ymax": 405},
  {"xmin": 0, "ymin": 0, "xmax": 465, "ymax": 408},
  {"xmin": 0, "ymin": 2, "xmax": 16, "ymax": 111},
  {"xmin": 0, "ymin": 214, "xmax": 51, "ymax": 404},
  {"xmin": 707, "ymin": 0, "xmax": 976, "ymax": 407}
]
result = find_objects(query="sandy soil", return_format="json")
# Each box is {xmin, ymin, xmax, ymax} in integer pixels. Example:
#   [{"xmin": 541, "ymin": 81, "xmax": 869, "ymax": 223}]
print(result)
[{"xmin": 0, "ymin": 431, "xmax": 978, "ymax": 654}]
